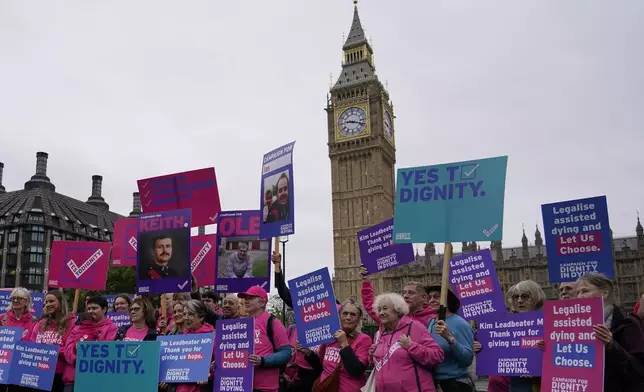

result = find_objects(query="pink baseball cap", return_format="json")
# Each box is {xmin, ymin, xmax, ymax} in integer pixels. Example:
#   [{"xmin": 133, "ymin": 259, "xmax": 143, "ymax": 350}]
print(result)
[{"xmin": 238, "ymin": 285, "xmax": 268, "ymax": 302}]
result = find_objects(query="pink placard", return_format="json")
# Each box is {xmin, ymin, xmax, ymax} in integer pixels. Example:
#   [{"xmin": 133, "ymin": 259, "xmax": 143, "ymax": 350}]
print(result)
[
  {"xmin": 191, "ymin": 234, "xmax": 217, "ymax": 287},
  {"xmin": 137, "ymin": 168, "xmax": 222, "ymax": 228},
  {"xmin": 542, "ymin": 297, "xmax": 604, "ymax": 392},
  {"xmin": 48, "ymin": 241, "xmax": 111, "ymax": 290},
  {"xmin": 111, "ymin": 218, "xmax": 138, "ymax": 267}
]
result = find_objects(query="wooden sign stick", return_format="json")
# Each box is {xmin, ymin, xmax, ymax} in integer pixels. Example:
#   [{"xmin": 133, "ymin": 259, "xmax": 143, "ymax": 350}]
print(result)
[{"xmin": 439, "ymin": 242, "xmax": 453, "ymax": 321}]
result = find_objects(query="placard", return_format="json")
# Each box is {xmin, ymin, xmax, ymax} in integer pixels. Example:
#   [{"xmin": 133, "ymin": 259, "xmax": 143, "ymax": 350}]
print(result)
[
  {"xmin": 48, "ymin": 241, "xmax": 111, "ymax": 290},
  {"xmin": 260, "ymin": 142, "xmax": 295, "ymax": 238},
  {"xmin": 158, "ymin": 333, "xmax": 215, "ymax": 383},
  {"xmin": 358, "ymin": 219, "xmax": 415, "ymax": 274},
  {"xmin": 215, "ymin": 318, "xmax": 254, "ymax": 392}
]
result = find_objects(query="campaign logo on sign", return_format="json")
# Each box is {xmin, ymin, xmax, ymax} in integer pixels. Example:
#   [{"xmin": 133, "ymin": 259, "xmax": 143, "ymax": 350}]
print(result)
[
  {"xmin": 112, "ymin": 218, "xmax": 139, "ymax": 267},
  {"xmin": 191, "ymin": 234, "xmax": 216, "ymax": 287},
  {"xmin": 48, "ymin": 241, "xmax": 111, "ymax": 290}
]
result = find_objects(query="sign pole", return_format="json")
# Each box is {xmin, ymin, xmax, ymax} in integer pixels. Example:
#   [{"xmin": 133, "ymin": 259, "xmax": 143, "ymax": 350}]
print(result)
[
  {"xmin": 72, "ymin": 289, "xmax": 81, "ymax": 313},
  {"xmin": 439, "ymin": 242, "xmax": 453, "ymax": 320}
]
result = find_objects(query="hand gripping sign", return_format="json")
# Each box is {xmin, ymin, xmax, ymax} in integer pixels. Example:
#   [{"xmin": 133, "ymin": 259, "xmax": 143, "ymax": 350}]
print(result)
[{"xmin": 48, "ymin": 241, "xmax": 111, "ymax": 290}]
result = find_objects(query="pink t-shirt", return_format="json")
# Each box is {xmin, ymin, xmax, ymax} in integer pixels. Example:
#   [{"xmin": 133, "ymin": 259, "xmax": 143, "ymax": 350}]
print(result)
[
  {"xmin": 124, "ymin": 326, "xmax": 148, "ymax": 341},
  {"xmin": 320, "ymin": 333, "xmax": 371, "ymax": 392},
  {"xmin": 253, "ymin": 312, "xmax": 289, "ymax": 392}
]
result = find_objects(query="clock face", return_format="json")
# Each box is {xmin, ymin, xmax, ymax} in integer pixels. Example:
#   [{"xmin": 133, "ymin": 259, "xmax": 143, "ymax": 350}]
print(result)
[
  {"xmin": 384, "ymin": 111, "xmax": 393, "ymax": 139},
  {"xmin": 338, "ymin": 107, "xmax": 367, "ymax": 137}
]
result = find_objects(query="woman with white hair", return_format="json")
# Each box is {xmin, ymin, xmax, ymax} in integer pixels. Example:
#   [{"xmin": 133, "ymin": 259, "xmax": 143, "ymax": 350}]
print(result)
[
  {"xmin": 0, "ymin": 287, "xmax": 37, "ymax": 339},
  {"xmin": 507, "ymin": 280, "xmax": 545, "ymax": 392},
  {"xmin": 576, "ymin": 272, "xmax": 644, "ymax": 392},
  {"xmin": 369, "ymin": 292, "xmax": 444, "ymax": 392}
]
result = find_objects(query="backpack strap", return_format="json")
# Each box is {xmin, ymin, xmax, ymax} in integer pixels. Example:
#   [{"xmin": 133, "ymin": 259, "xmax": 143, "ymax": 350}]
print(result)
[
  {"xmin": 267, "ymin": 314, "xmax": 276, "ymax": 352},
  {"xmin": 407, "ymin": 322, "xmax": 422, "ymax": 392}
]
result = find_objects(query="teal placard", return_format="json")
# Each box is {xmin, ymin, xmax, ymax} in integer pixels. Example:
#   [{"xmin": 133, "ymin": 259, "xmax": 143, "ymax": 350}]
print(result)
[
  {"xmin": 393, "ymin": 156, "xmax": 508, "ymax": 243},
  {"xmin": 74, "ymin": 341, "xmax": 160, "ymax": 392}
]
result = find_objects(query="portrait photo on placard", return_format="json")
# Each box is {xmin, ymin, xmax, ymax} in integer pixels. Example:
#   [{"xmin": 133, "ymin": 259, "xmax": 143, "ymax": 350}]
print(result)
[
  {"xmin": 138, "ymin": 229, "xmax": 190, "ymax": 281},
  {"xmin": 217, "ymin": 237, "xmax": 270, "ymax": 279},
  {"xmin": 262, "ymin": 169, "xmax": 291, "ymax": 224}
]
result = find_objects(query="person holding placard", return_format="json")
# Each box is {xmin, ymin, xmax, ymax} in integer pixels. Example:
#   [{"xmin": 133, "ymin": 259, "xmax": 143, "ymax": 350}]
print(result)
[
  {"xmin": 27, "ymin": 290, "xmax": 76, "ymax": 392},
  {"xmin": 426, "ymin": 286, "xmax": 475, "ymax": 392},
  {"xmin": 238, "ymin": 285, "xmax": 292, "ymax": 392},
  {"xmin": 173, "ymin": 300, "xmax": 215, "ymax": 392},
  {"xmin": 0, "ymin": 287, "xmax": 37, "ymax": 340},
  {"xmin": 506, "ymin": 281, "xmax": 545, "ymax": 392},
  {"xmin": 302, "ymin": 299, "xmax": 371, "ymax": 392},
  {"xmin": 63, "ymin": 295, "xmax": 118, "ymax": 392},
  {"xmin": 369, "ymin": 292, "xmax": 444, "ymax": 392},
  {"xmin": 575, "ymin": 272, "xmax": 644, "ymax": 392}
]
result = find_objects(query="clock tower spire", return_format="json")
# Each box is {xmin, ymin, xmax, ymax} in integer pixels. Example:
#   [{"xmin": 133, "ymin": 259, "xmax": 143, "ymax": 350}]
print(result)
[{"xmin": 327, "ymin": 1, "xmax": 396, "ymax": 302}]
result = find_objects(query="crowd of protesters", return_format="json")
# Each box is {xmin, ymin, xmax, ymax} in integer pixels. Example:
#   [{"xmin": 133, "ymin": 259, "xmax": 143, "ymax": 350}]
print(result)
[{"xmin": 0, "ymin": 253, "xmax": 642, "ymax": 392}]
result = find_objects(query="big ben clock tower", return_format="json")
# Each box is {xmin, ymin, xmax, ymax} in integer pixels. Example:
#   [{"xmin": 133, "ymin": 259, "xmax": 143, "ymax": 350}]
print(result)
[{"xmin": 327, "ymin": 1, "xmax": 396, "ymax": 301}]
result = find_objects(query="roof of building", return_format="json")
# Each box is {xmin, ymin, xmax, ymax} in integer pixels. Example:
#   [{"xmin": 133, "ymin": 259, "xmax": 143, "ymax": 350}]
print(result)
[{"xmin": 0, "ymin": 152, "xmax": 134, "ymax": 235}]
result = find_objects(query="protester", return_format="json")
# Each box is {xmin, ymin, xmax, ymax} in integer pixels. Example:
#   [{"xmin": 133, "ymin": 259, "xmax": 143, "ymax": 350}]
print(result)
[
  {"xmin": 202, "ymin": 291, "xmax": 222, "ymax": 314},
  {"xmin": 112, "ymin": 294, "xmax": 132, "ymax": 313},
  {"xmin": 557, "ymin": 282, "xmax": 576, "ymax": 300},
  {"xmin": 0, "ymin": 287, "xmax": 37, "ymax": 339},
  {"xmin": 222, "ymin": 294, "xmax": 241, "ymax": 319},
  {"xmin": 27, "ymin": 290, "xmax": 75, "ymax": 392},
  {"xmin": 173, "ymin": 300, "xmax": 215, "ymax": 392},
  {"xmin": 361, "ymin": 266, "xmax": 435, "ymax": 326},
  {"xmin": 426, "ymin": 286, "xmax": 475, "ymax": 392},
  {"xmin": 576, "ymin": 272, "xmax": 644, "ymax": 392},
  {"xmin": 507, "ymin": 280, "xmax": 544, "ymax": 392},
  {"xmin": 304, "ymin": 299, "xmax": 371, "ymax": 392},
  {"xmin": 238, "ymin": 285, "xmax": 292, "ymax": 392},
  {"xmin": 370, "ymin": 292, "xmax": 444, "ymax": 392},
  {"xmin": 115, "ymin": 297, "xmax": 158, "ymax": 341},
  {"xmin": 167, "ymin": 301, "xmax": 187, "ymax": 335},
  {"xmin": 63, "ymin": 296, "xmax": 118, "ymax": 392}
]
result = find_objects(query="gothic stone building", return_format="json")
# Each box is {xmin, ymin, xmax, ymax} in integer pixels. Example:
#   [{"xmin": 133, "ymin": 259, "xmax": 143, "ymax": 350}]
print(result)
[
  {"xmin": 0, "ymin": 152, "xmax": 141, "ymax": 292},
  {"xmin": 327, "ymin": 3, "xmax": 644, "ymax": 316}
]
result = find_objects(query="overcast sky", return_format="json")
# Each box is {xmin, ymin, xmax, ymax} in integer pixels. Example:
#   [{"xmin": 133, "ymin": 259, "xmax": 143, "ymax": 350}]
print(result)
[{"xmin": 1, "ymin": 0, "xmax": 643, "ymax": 285}]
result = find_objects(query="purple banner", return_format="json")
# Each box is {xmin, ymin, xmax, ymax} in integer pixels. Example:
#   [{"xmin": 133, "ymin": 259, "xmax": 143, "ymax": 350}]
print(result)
[
  {"xmin": 259, "ymin": 142, "xmax": 296, "ymax": 238},
  {"xmin": 215, "ymin": 318, "xmax": 254, "ymax": 392},
  {"xmin": 448, "ymin": 249, "xmax": 506, "ymax": 320},
  {"xmin": 358, "ymin": 219, "xmax": 415, "ymax": 275},
  {"xmin": 214, "ymin": 211, "xmax": 271, "ymax": 293},
  {"xmin": 136, "ymin": 209, "xmax": 192, "ymax": 295},
  {"xmin": 158, "ymin": 333, "xmax": 215, "ymax": 383},
  {"xmin": 476, "ymin": 310, "xmax": 544, "ymax": 376}
]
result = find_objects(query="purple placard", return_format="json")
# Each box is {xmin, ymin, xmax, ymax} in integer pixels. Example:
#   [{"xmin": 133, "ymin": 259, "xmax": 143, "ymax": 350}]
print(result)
[
  {"xmin": 476, "ymin": 310, "xmax": 544, "ymax": 376},
  {"xmin": 259, "ymin": 142, "xmax": 296, "ymax": 238},
  {"xmin": 136, "ymin": 209, "xmax": 192, "ymax": 295},
  {"xmin": 158, "ymin": 333, "xmax": 215, "ymax": 383},
  {"xmin": 358, "ymin": 219, "xmax": 415, "ymax": 275},
  {"xmin": 215, "ymin": 318, "xmax": 254, "ymax": 392},
  {"xmin": 214, "ymin": 211, "xmax": 271, "ymax": 293},
  {"xmin": 106, "ymin": 312, "xmax": 130, "ymax": 328},
  {"xmin": 448, "ymin": 249, "xmax": 506, "ymax": 320}
]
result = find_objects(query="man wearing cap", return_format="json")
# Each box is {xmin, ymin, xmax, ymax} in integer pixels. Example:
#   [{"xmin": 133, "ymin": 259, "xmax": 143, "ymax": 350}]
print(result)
[{"xmin": 238, "ymin": 286, "xmax": 292, "ymax": 392}]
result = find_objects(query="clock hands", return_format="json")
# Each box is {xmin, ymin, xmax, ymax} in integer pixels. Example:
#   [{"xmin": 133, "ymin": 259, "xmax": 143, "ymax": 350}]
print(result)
[{"xmin": 345, "ymin": 120, "xmax": 365, "ymax": 125}]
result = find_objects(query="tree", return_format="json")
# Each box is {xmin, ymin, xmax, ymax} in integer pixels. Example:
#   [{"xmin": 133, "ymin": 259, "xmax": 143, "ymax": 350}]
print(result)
[{"xmin": 267, "ymin": 296, "xmax": 293, "ymax": 326}]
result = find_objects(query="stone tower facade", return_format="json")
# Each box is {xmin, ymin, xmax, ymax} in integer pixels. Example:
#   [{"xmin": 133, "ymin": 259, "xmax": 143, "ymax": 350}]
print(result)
[{"xmin": 327, "ymin": 3, "xmax": 396, "ymax": 301}]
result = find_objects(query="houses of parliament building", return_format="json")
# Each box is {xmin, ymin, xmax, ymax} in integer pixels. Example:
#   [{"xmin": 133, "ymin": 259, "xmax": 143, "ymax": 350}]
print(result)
[{"xmin": 326, "ymin": 2, "xmax": 644, "ymax": 315}]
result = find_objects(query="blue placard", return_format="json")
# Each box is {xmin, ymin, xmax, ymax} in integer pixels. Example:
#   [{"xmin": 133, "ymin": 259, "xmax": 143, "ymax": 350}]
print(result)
[
  {"xmin": 106, "ymin": 312, "xmax": 131, "ymax": 328},
  {"xmin": 214, "ymin": 318, "xmax": 255, "ymax": 392},
  {"xmin": 541, "ymin": 196, "xmax": 614, "ymax": 282},
  {"xmin": 259, "ymin": 141, "xmax": 296, "ymax": 238},
  {"xmin": 8, "ymin": 341, "xmax": 58, "ymax": 390},
  {"xmin": 157, "ymin": 333, "xmax": 215, "ymax": 383},
  {"xmin": 75, "ymin": 341, "xmax": 160, "ymax": 392},
  {"xmin": 288, "ymin": 267, "xmax": 340, "ymax": 348},
  {"xmin": 0, "ymin": 326, "xmax": 21, "ymax": 385},
  {"xmin": 104, "ymin": 294, "xmax": 135, "ymax": 312},
  {"xmin": 393, "ymin": 156, "xmax": 508, "ymax": 243}
]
